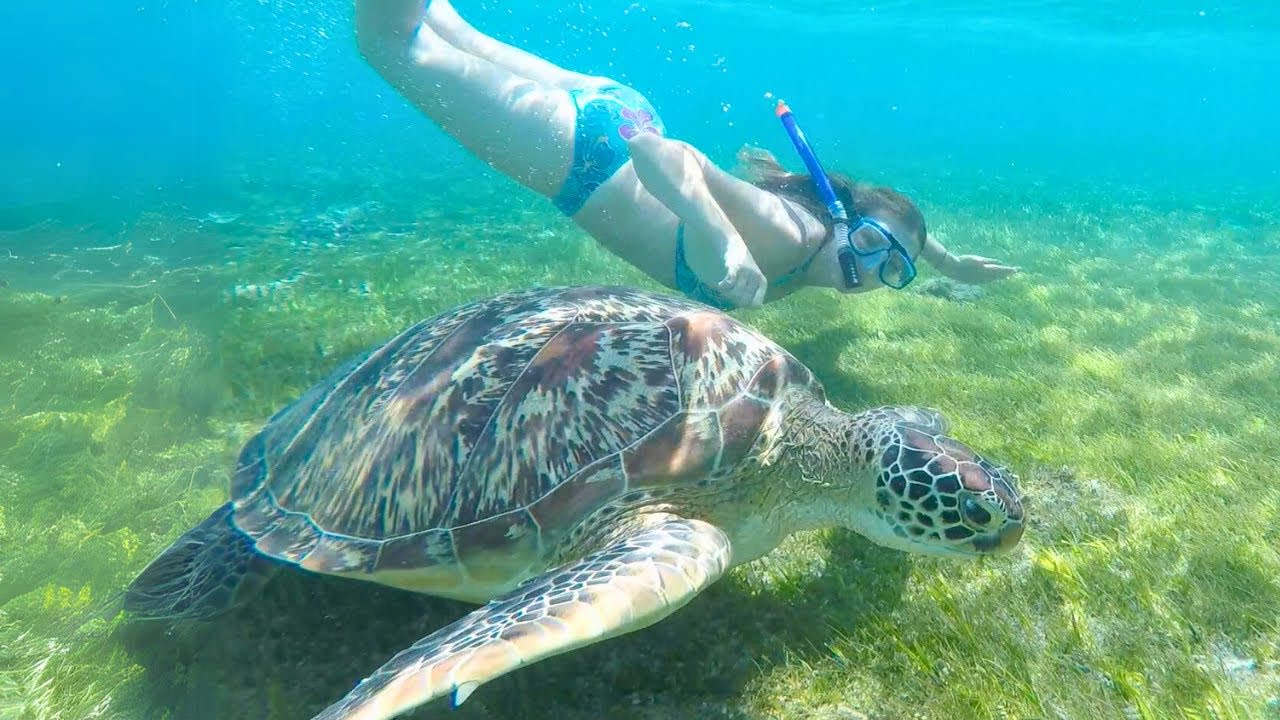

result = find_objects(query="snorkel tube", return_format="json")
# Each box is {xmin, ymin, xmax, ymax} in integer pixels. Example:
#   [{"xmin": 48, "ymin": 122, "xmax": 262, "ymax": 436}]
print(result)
[{"xmin": 774, "ymin": 100, "xmax": 859, "ymax": 288}]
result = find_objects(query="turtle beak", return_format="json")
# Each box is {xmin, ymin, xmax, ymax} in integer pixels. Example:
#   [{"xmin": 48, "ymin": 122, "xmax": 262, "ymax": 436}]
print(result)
[{"xmin": 973, "ymin": 520, "xmax": 1025, "ymax": 554}]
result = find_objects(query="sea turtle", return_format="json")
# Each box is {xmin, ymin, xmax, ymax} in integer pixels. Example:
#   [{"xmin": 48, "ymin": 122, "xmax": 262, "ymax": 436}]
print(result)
[{"xmin": 125, "ymin": 285, "xmax": 1025, "ymax": 720}]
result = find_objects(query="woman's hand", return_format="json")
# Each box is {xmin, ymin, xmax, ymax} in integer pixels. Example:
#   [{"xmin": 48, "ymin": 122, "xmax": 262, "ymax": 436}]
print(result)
[
  {"xmin": 943, "ymin": 254, "xmax": 1020, "ymax": 284},
  {"xmin": 716, "ymin": 244, "xmax": 768, "ymax": 308}
]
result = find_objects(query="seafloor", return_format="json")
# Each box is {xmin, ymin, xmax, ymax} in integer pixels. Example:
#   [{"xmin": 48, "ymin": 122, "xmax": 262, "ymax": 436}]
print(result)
[{"xmin": 0, "ymin": 170, "xmax": 1277, "ymax": 720}]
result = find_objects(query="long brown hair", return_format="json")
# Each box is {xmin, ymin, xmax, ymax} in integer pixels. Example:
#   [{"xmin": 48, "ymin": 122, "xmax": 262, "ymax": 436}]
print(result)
[{"xmin": 735, "ymin": 146, "xmax": 927, "ymax": 256}]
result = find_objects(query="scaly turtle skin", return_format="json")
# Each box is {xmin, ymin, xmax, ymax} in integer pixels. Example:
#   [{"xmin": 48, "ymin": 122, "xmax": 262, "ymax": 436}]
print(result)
[{"xmin": 125, "ymin": 285, "xmax": 1025, "ymax": 720}]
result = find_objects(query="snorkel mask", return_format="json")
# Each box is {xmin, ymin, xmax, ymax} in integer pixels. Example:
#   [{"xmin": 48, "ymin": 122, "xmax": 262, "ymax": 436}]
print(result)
[{"xmin": 775, "ymin": 100, "xmax": 917, "ymax": 290}]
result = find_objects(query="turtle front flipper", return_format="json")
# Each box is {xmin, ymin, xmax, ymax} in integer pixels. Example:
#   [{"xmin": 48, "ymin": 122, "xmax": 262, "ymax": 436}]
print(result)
[
  {"xmin": 312, "ymin": 515, "xmax": 732, "ymax": 720},
  {"xmin": 124, "ymin": 503, "xmax": 279, "ymax": 620}
]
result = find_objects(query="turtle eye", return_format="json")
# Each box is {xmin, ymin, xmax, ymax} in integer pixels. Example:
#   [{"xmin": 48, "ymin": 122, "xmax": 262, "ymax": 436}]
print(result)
[{"xmin": 961, "ymin": 496, "xmax": 993, "ymax": 527}]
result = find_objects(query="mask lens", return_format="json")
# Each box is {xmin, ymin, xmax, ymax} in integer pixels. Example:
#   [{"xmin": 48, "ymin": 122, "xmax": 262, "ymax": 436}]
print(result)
[
  {"xmin": 882, "ymin": 251, "xmax": 907, "ymax": 283},
  {"xmin": 849, "ymin": 223, "xmax": 889, "ymax": 253},
  {"xmin": 848, "ymin": 217, "xmax": 918, "ymax": 289}
]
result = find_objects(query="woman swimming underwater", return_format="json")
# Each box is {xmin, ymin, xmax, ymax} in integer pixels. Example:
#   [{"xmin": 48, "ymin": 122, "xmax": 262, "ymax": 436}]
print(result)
[{"xmin": 355, "ymin": 0, "xmax": 1018, "ymax": 309}]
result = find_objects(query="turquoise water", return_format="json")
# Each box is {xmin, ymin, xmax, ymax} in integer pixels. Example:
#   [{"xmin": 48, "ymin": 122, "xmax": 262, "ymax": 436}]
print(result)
[
  {"xmin": 1, "ymin": 2, "xmax": 1278, "ymax": 720},
  {"xmin": 4, "ymin": 1, "xmax": 1278, "ymax": 217}
]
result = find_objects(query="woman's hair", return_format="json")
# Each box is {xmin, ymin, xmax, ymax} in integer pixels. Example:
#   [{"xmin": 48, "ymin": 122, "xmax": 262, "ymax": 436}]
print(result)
[{"xmin": 735, "ymin": 145, "xmax": 927, "ymax": 256}]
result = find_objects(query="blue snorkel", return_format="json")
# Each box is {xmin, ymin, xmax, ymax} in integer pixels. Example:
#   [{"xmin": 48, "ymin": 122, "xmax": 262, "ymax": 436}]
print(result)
[{"xmin": 774, "ymin": 100, "xmax": 860, "ymax": 288}]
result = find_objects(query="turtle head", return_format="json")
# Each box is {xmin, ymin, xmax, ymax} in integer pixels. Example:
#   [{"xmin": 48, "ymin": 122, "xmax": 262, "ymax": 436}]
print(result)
[{"xmin": 844, "ymin": 406, "xmax": 1025, "ymax": 557}]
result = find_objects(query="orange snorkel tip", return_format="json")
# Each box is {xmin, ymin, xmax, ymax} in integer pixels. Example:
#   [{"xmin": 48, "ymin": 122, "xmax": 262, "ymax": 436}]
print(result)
[{"xmin": 774, "ymin": 99, "xmax": 791, "ymax": 117}]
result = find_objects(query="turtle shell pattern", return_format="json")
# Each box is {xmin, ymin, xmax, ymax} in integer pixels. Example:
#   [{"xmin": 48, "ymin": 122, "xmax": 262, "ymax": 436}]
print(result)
[{"xmin": 226, "ymin": 286, "xmax": 821, "ymax": 594}]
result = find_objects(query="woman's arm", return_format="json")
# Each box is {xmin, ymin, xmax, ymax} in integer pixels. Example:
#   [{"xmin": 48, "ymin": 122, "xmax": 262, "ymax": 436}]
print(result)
[
  {"xmin": 627, "ymin": 133, "xmax": 768, "ymax": 308},
  {"xmin": 921, "ymin": 234, "xmax": 1020, "ymax": 284}
]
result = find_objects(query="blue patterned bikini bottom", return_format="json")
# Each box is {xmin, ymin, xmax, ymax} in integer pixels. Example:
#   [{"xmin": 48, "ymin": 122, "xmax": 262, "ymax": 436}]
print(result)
[{"xmin": 551, "ymin": 84, "xmax": 666, "ymax": 217}]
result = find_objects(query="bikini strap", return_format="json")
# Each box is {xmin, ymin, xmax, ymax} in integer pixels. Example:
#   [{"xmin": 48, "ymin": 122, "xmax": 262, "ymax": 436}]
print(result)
[{"xmin": 772, "ymin": 199, "xmax": 832, "ymax": 288}]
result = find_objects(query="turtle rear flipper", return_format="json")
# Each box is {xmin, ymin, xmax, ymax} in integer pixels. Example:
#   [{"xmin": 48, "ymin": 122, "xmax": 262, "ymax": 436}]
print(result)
[
  {"xmin": 312, "ymin": 515, "xmax": 732, "ymax": 720},
  {"xmin": 125, "ymin": 503, "xmax": 280, "ymax": 620}
]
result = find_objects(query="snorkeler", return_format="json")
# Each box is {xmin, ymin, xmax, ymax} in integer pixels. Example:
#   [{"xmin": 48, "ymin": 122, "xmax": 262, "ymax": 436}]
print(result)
[{"xmin": 355, "ymin": 0, "xmax": 1019, "ymax": 309}]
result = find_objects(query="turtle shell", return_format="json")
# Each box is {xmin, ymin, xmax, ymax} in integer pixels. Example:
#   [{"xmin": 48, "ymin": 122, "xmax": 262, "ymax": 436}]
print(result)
[{"xmin": 226, "ymin": 286, "xmax": 820, "ymax": 596}]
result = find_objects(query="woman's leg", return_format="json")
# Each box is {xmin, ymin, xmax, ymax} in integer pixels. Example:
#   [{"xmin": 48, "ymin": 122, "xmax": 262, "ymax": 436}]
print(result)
[
  {"xmin": 423, "ymin": 0, "xmax": 601, "ymax": 90},
  {"xmin": 356, "ymin": 1, "xmax": 575, "ymax": 197}
]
